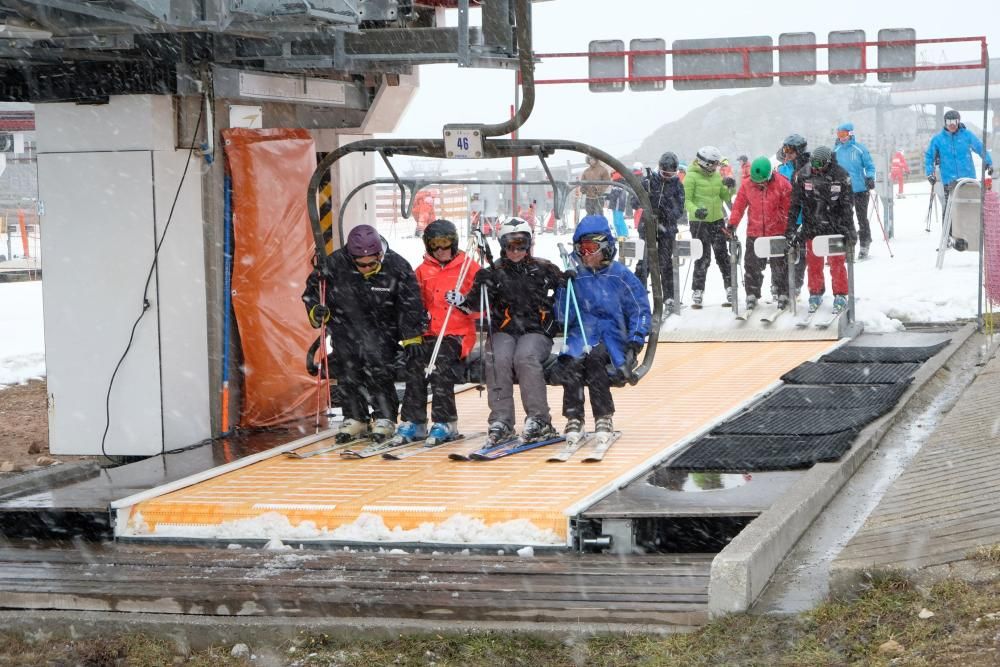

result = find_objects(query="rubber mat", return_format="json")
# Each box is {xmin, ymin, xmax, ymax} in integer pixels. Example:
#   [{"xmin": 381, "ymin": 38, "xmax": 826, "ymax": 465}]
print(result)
[
  {"xmin": 781, "ymin": 362, "xmax": 920, "ymax": 385},
  {"xmin": 666, "ymin": 431, "xmax": 857, "ymax": 472},
  {"xmin": 713, "ymin": 406, "xmax": 883, "ymax": 436},
  {"xmin": 759, "ymin": 381, "xmax": 911, "ymax": 409},
  {"xmin": 820, "ymin": 342, "xmax": 948, "ymax": 364}
]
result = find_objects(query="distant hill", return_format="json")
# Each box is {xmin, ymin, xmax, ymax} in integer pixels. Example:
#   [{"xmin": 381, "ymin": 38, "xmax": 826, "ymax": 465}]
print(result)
[{"xmin": 623, "ymin": 83, "xmax": 924, "ymax": 169}]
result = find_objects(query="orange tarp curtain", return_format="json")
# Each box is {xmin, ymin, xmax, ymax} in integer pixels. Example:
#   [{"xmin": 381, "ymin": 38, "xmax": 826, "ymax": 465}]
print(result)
[{"xmin": 223, "ymin": 128, "xmax": 319, "ymax": 427}]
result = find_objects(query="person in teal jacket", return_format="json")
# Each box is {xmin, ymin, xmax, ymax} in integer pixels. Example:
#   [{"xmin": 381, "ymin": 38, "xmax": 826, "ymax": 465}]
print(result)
[
  {"xmin": 684, "ymin": 145, "xmax": 733, "ymax": 308},
  {"xmin": 925, "ymin": 109, "xmax": 993, "ymax": 210},
  {"xmin": 833, "ymin": 122, "xmax": 877, "ymax": 259}
]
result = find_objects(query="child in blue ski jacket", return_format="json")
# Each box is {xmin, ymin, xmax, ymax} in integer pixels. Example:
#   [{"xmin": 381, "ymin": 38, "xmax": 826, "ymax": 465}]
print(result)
[{"xmin": 555, "ymin": 215, "xmax": 651, "ymax": 439}]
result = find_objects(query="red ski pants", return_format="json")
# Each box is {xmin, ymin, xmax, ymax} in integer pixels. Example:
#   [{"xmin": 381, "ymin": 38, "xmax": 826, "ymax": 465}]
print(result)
[{"xmin": 806, "ymin": 238, "xmax": 848, "ymax": 296}]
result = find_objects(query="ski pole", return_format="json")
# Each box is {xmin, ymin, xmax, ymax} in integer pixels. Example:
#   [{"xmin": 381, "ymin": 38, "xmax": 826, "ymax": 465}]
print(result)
[
  {"xmin": 557, "ymin": 243, "xmax": 591, "ymax": 353},
  {"xmin": 425, "ymin": 234, "xmax": 478, "ymax": 377},
  {"xmin": 924, "ymin": 189, "xmax": 937, "ymax": 233},
  {"xmin": 313, "ymin": 275, "xmax": 332, "ymax": 433},
  {"xmin": 868, "ymin": 194, "xmax": 894, "ymax": 258}
]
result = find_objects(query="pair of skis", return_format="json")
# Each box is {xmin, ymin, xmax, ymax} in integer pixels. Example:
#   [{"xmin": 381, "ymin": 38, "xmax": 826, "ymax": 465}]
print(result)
[
  {"xmin": 449, "ymin": 434, "xmax": 566, "ymax": 461},
  {"xmin": 284, "ymin": 436, "xmax": 371, "ymax": 459},
  {"xmin": 341, "ymin": 432, "xmax": 483, "ymax": 460},
  {"xmin": 547, "ymin": 431, "xmax": 622, "ymax": 463},
  {"xmin": 795, "ymin": 306, "xmax": 845, "ymax": 330}
]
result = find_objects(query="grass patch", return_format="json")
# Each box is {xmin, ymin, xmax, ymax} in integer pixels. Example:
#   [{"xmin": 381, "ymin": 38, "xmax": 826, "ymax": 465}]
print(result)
[
  {"xmin": 969, "ymin": 543, "xmax": 1000, "ymax": 564},
  {"xmin": 3, "ymin": 573, "xmax": 1000, "ymax": 666}
]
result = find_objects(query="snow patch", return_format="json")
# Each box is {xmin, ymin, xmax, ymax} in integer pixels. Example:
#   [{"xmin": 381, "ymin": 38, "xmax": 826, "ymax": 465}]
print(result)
[{"xmin": 137, "ymin": 510, "xmax": 563, "ymax": 545}]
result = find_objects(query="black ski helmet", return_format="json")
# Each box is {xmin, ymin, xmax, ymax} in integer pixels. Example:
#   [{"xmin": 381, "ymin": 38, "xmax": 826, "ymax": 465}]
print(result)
[
  {"xmin": 783, "ymin": 133, "xmax": 807, "ymax": 154},
  {"xmin": 944, "ymin": 109, "xmax": 961, "ymax": 124},
  {"xmin": 422, "ymin": 218, "xmax": 459, "ymax": 258},
  {"xmin": 658, "ymin": 151, "xmax": 679, "ymax": 172}
]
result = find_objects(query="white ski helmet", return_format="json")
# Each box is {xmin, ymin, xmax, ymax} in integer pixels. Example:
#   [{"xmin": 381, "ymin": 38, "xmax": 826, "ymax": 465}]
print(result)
[
  {"xmin": 498, "ymin": 217, "xmax": 533, "ymax": 254},
  {"xmin": 695, "ymin": 145, "xmax": 722, "ymax": 172},
  {"xmin": 632, "ymin": 161, "xmax": 644, "ymax": 171}
]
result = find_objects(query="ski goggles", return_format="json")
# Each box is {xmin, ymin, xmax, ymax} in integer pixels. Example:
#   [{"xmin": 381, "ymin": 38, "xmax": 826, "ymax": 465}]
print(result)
[
  {"xmin": 945, "ymin": 118, "xmax": 960, "ymax": 128},
  {"xmin": 577, "ymin": 237, "xmax": 607, "ymax": 256},
  {"xmin": 353, "ymin": 257, "xmax": 380, "ymax": 269},
  {"xmin": 427, "ymin": 236, "xmax": 456, "ymax": 251},
  {"xmin": 782, "ymin": 145, "xmax": 799, "ymax": 155},
  {"xmin": 659, "ymin": 169, "xmax": 677, "ymax": 178},
  {"xmin": 811, "ymin": 157, "xmax": 831, "ymax": 170},
  {"xmin": 697, "ymin": 158, "xmax": 720, "ymax": 171},
  {"xmin": 836, "ymin": 130, "xmax": 851, "ymax": 141},
  {"xmin": 502, "ymin": 237, "xmax": 530, "ymax": 252}
]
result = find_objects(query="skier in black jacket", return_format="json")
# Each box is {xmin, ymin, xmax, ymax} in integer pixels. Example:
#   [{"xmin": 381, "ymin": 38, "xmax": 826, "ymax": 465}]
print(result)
[
  {"xmin": 446, "ymin": 218, "xmax": 564, "ymax": 445},
  {"xmin": 630, "ymin": 151, "xmax": 685, "ymax": 311},
  {"xmin": 303, "ymin": 224, "xmax": 426, "ymax": 442},
  {"xmin": 785, "ymin": 146, "xmax": 856, "ymax": 316}
]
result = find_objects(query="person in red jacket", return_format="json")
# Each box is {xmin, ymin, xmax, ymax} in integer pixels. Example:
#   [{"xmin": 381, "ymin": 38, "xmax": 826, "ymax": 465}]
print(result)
[
  {"xmin": 890, "ymin": 149, "xmax": 910, "ymax": 198},
  {"xmin": 727, "ymin": 156, "xmax": 792, "ymax": 311},
  {"xmin": 396, "ymin": 219, "xmax": 480, "ymax": 444}
]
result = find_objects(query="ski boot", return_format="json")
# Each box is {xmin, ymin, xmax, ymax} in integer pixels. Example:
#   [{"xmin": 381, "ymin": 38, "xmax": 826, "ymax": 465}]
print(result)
[
  {"xmin": 594, "ymin": 416, "xmax": 614, "ymax": 434},
  {"xmin": 563, "ymin": 417, "xmax": 584, "ymax": 444},
  {"xmin": 858, "ymin": 243, "xmax": 870, "ymax": 260},
  {"xmin": 522, "ymin": 416, "xmax": 556, "ymax": 443},
  {"xmin": 832, "ymin": 295, "xmax": 848, "ymax": 314},
  {"xmin": 487, "ymin": 420, "xmax": 515, "ymax": 446},
  {"xmin": 746, "ymin": 294, "xmax": 758, "ymax": 311},
  {"xmin": 370, "ymin": 418, "xmax": 396, "ymax": 443},
  {"xmin": 427, "ymin": 421, "xmax": 459, "ymax": 444},
  {"xmin": 664, "ymin": 297, "xmax": 676, "ymax": 315},
  {"xmin": 776, "ymin": 294, "xmax": 790, "ymax": 310},
  {"xmin": 722, "ymin": 286, "xmax": 734, "ymax": 307},
  {"xmin": 335, "ymin": 418, "xmax": 369, "ymax": 444},
  {"xmin": 808, "ymin": 294, "xmax": 823, "ymax": 313},
  {"xmin": 691, "ymin": 290, "xmax": 704, "ymax": 309},
  {"xmin": 394, "ymin": 421, "xmax": 427, "ymax": 443}
]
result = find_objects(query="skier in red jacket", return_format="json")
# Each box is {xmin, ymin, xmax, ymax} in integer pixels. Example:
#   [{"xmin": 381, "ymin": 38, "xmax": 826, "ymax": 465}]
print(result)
[
  {"xmin": 890, "ymin": 150, "xmax": 910, "ymax": 198},
  {"xmin": 396, "ymin": 219, "xmax": 480, "ymax": 444},
  {"xmin": 727, "ymin": 156, "xmax": 792, "ymax": 311}
]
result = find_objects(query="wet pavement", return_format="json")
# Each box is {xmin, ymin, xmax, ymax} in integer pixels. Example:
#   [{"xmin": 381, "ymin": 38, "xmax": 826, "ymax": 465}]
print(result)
[{"xmin": 754, "ymin": 328, "xmax": 992, "ymax": 613}]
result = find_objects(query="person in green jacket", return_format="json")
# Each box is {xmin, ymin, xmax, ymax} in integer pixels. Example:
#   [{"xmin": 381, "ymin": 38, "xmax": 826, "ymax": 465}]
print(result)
[{"xmin": 684, "ymin": 145, "xmax": 734, "ymax": 308}]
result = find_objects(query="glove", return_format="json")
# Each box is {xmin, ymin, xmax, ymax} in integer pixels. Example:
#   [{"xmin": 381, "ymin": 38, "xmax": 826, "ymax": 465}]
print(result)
[
  {"xmin": 444, "ymin": 290, "xmax": 465, "ymax": 307},
  {"xmin": 722, "ymin": 177, "xmax": 736, "ymax": 189},
  {"xmin": 785, "ymin": 230, "xmax": 800, "ymax": 249},
  {"xmin": 563, "ymin": 267, "xmax": 577, "ymax": 280},
  {"xmin": 927, "ymin": 174, "xmax": 937, "ymax": 186},
  {"xmin": 988, "ymin": 166, "xmax": 994, "ymax": 177},
  {"xmin": 722, "ymin": 225, "xmax": 735, "ymax": 239},
  {"xmin": 694, "ymin": 208, "xmax": 708, "ymax": 220},
  {"xmin": 865, "ymin": 177, "xmax": 875, "ymax": 191},
  {"xmin": 401, "ymin": 336, "xmax": 424, "ymax": 371},
  {"xmin": 308, "ymin": 303, "xmax": 331, "ymax": 328},
  {"xmin": 622, "ymin": 342, "xmax": 642, "ymax": 375}
]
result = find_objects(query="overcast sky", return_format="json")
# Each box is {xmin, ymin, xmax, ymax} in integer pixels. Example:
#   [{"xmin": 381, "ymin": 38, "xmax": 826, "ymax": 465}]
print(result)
[{"xmin": 378, "ymin": 0, "xmax": 995, "ymax": 172}]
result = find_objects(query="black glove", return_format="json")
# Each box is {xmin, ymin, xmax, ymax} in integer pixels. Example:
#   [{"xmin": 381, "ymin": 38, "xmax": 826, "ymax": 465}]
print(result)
[
  {"xmin": 786, "ymin": 230, "xmax": 800, "ymax": 249},
  {"xmin": 988, "ymin": 166, "xmax": 994, "ymax": 177},
  {"xmin": 623, "ymin": 342, "xmax": 642, "ymax": 371},
  {"xmin": 563, "ymin": 267, "xmax": 578, "ymax": 280},
  {"xmin": 928, "ymin": 174, "xmax": 937, "ymax": 186},
  {"xmin": 309, "ymin": 303, "xmax": 331, "ymax": 328},
  {"xmin": 722, "ymin": 177, "xmax": 736, "ymax": 189},
  {"xmin": 722, "ymin": 224, "xmax": 735, "ymax": 239},
  {"xmin": 865, "ymin": 177, "xmax": 875, "ymax": 191},
  {"xmin": 694, "ymin": 208, "xmax": 708, "ymax": 220}
]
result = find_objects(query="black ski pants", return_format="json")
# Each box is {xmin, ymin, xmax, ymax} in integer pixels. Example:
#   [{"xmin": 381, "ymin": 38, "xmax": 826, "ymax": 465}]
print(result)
[
  {"xmin": 654, "ymin": 233, "xmax": 675, "ymax": 302},
  {"xmin": 744, "ymin": 235, "xmax": 788, "ymax": 299},
  {"xmin": 851, "ymin": 191, "xmax": 871, "ymax": 246},
  {"xmin": 400, "ymin": 335, "xmax": 464, "ymax": 424},
  {"xmin": 560, "ymin": 344, "xmax": 614, "ymax": 421},
  {"xmin": 690, "ymin": 220, "xmax": 731, "ymax": 292},
  {"xmin": 336, "ymin": 359, "xmax": 398, "ymax": 423}
]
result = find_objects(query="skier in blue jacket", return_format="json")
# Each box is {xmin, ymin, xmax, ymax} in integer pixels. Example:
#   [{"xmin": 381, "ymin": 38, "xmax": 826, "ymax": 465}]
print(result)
[
  {"xmin": 555, "ymin": 215, "xmax": 651, "ymax": 440},
  {"xmin": 833, "ymin": 122, "xmax": 877, "ymax": 258},
  {"xmin": 925, "ymin": 110, "xmax": 993, "ymax": 210}
]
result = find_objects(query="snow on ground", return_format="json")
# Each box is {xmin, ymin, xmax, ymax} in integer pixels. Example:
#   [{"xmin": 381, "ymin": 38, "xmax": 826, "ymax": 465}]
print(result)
[
  {"xmin": 0, "ymin": 280, "xmax": 44, "ymax": 388},
  {"xmin": 0, "ymin": 180, "xmax": 987, "ymax": 386},
  {"xmin": 130, "ymin": 510, "xmax": 565, "ymax": 546}
]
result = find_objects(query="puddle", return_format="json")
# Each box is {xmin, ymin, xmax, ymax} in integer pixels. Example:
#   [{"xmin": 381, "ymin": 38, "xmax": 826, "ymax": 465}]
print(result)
[{"xmin": 648, "ymin": 469, "xmax": 753, "ymax": 492}]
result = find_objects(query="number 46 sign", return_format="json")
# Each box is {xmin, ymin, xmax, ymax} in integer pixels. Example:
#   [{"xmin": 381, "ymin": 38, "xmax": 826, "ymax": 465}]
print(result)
[{"xmin": 444, "ymin": 125, "xmax": 484, "ymax": 159}]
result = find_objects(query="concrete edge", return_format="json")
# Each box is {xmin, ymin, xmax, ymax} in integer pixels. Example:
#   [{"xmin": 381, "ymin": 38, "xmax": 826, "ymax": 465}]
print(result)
[
  {"xmin": 0, "ymin": 460, "xmax": 102, "ymax": 500},
  {"xmin": 706, "ymin": 322, "xmax": 978, "ymax": 617},
  {"xmin": 0, "ymin": 610, "xmax": 697, "ymax": 653}
]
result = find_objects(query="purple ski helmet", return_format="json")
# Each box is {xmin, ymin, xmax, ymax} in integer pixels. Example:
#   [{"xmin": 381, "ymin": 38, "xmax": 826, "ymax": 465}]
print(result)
[{"xmin": 345, "ymin": 224, "xmax": 382, "ymax": 257}]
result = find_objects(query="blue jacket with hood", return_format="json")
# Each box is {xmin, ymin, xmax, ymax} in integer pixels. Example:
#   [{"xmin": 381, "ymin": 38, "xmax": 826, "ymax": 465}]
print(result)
[
  {"xmin": 555, "ymin": 215, "xmax": 651, "ymax": 369},
  {"xmin": 924, "ymin": 124, "xmax": 993, "ymax": 185},
  {"xmin": 832, "ymin": 123, "xmax": 876, "ymax": 194}
]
